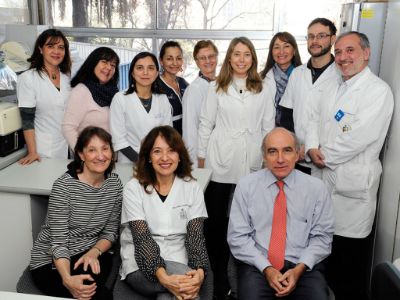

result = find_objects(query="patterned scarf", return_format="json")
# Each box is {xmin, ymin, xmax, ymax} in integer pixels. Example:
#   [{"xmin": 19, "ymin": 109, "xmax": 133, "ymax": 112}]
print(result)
[
  {"xmin": 84, "ymin": 80, "xmax": 119, "ymax": 107},
  {"xmin": 272, "ymin": 63, "xmax": 294, "ymax": 107}
]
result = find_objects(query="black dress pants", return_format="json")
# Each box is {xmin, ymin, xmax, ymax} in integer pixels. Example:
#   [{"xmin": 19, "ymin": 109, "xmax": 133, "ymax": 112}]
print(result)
[
  {"xmin": 326, "ymin": 234, "xmax": 372, "ymax": 300},
  {"xmin": 204, "ymin": 180, "xmax": 236, "ymax": 298},
  {"xmin": 237, "ymin": 260, "xmax": 330, "ymax": 300},
  {"xmin": 31, "ymin": 251, "xmax": 113, "ymax": 300}
]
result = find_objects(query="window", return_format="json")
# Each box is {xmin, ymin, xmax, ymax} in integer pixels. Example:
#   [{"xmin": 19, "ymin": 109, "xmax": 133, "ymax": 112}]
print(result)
[
  {"xmin": 0, "ymin": 0, "xmax": 29, "ymax": 24},
  {"xmin": 38, "ymin": 0, "xmax": 345, "ymax": 83},
  {"xmin": 0, "ymin": 0, "xmax": 29, "ymax": 42}
]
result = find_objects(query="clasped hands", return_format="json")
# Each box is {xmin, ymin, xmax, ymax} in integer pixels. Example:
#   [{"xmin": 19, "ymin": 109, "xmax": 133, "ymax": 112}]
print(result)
[
  {"xmin": 158, "ymin": 268, "xmax": 204, "ymax": 299},
  {"xmin": 264, "ymin": 264, "xmax": 305, "ymax": 298}
]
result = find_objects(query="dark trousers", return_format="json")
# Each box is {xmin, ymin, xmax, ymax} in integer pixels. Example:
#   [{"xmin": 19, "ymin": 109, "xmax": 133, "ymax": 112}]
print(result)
[
  {"xmin": 31, "ymin": 251, "xmax": 113, "ymax": 300},
  {"xmin": 237, "ymin": 260, "xmax": 330, "ymax": 300},
  {"xmin": 204, "ymin": 181, "xmax": 235, "ymax": 298},
  {"xmin": 327, "ymin": 234, "xmax": 372, "ymax": 300}
]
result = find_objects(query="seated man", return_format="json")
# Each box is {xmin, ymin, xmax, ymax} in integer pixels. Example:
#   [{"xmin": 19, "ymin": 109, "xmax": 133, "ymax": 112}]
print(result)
[{"xmin": 227, "ymin": 127, "xmax": 334, "ymax": 299}]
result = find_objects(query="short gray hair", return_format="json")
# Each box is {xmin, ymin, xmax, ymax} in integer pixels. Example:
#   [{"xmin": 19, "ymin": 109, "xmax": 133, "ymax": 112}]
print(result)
[
  {"xmin": 336, "ymin": 31, "xmax": 370, "ymax": 49},
  {"xmin": 261, "ymin": 127, "xmax": 300, "ymax": 155}
]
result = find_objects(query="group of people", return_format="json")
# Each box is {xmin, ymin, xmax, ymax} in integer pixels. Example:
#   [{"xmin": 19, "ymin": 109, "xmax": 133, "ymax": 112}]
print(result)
[{"xmin": 19, "ymin": 14, "xmax": 393, "ymax": 300}]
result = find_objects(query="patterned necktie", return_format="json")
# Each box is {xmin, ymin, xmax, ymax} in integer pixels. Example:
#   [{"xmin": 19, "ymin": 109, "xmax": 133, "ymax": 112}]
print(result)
[{"xmin": 268, "ymin": 180, "xmax": 287, "ymax": 270}]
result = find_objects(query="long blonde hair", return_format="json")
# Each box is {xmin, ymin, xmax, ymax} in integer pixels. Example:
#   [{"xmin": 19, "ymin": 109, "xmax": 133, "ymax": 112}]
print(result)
[{"xmin": 216, "ymin": 37, "xmax": 262, "ymax": 94}]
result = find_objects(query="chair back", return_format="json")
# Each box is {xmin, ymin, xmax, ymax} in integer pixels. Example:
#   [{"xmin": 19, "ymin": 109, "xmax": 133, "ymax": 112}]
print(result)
[{"xmin": 371, "ymin": 261, "xmax": 400, "ymax": 300}]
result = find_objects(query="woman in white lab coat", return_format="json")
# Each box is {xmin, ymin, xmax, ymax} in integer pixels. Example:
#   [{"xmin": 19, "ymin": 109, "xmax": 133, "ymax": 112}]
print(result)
[
  {"xmin": 110, "ymin": 52, "xmax": 172, "ymax": 163},
  {"xmin": 197, "ymin": 36, "xmax": 275, "ymax": 298},
  {"xmin": 182, "ymin": 40, "xmax": 218, "ymax": 166},
  {"xmin": 119, "ymin": 125, "xmax": 209, "ymax": 299},
  {"xmin": 17, "ymin": 29, "xmax": 71, "ymax": 164},
  {"xmin": 260, "ymin": 31, "xmax": 302, "ymax": 131},
  {"xmin": 62, "ymin": 47, "xmax": 120, "ymax": 150}
]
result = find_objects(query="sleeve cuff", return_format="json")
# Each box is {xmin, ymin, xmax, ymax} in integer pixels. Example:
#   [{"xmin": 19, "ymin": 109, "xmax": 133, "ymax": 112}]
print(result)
[
  {"xmin": 51, "ymin": 246, "xmax": 70, "ymax": 261},
  {"xmin": 98, "ymin": 233, "xmax": 117, "ymax": 244}
]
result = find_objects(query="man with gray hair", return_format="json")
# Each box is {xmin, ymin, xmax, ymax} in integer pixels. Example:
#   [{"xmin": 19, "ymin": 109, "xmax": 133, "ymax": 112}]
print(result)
[
  {"xmin": 228, "ymin": 127, "xmax": 334, "ymax": 299},
  {"xmin": 306, "ymin": 31, "xmax": 394, "ymax": 300}
]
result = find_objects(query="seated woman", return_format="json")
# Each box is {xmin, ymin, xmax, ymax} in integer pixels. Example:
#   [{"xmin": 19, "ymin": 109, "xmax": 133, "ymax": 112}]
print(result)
[
  {"xmin": 29, "ymin": 126, "xmax": 123, "ymax": 300},
  {"xmin": 63, "ymin": 47, "xmax": 120, "ymax": 150},
  {"xmin": 110, "ymin": 52, "xmax": 172, "ymax": 163},
  {"xmin": 120, "ymin": 125, "xmax": 209, "ymax": 299}
]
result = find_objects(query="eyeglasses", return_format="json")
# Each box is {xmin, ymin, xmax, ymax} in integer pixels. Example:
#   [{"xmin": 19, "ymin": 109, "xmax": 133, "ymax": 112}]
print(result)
[
  {"xmin": 306, "ymin": 33, "xmax": 332, "ymax": 40},
  {"xmin": 196, "ymin": 54, "xmax": 217, "ymax": 62}
]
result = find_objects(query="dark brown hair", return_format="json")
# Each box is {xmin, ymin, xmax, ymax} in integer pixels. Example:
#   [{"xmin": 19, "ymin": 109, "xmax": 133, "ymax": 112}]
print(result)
[
  {"xmin": 260, "ymin": 32, "xmax": 302, "ymax": 79},
  {"xmin": 28, "ymin": 29, "xmax": 71, "ymax": 75},
  {"xmin": 135, "ymin": 125, "xmax": 193, "ymax": 193},
  {"xmin": 71, "ymin": 47, "xmax": 120, "ymax": 87},
  {"xmin": 67, "ymin": 126, "xmax": 115, "ymax": 177}
]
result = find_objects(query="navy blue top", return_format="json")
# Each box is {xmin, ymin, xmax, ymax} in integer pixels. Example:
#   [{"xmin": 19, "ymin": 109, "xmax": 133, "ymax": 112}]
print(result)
[{"xmin": 155, "ymin": 76, "xmax": 188, "ymax": 135}]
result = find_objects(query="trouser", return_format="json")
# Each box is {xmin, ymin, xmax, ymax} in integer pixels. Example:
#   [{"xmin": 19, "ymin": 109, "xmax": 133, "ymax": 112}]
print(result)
[
  {"xmin": 31, "ymin": 251, "xmax": 113, "ymax": 300},
  {"xmin": 204, "ymin": 181, "xmax": 236, "ymax": 298},
  {"xmin": 125, "ymin": 261, "xmax": 199, "ymax": 299},
  {"xmin": 237, "ymin": 260, "xmax": 330, "ymax": 300},
  {"xmin": 326, "ymin": 234, "xmax": 372, "ymax": 300}
]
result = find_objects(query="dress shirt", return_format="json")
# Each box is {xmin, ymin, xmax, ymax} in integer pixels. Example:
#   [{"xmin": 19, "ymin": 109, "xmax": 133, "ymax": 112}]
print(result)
[{"xmin": 228, "ymin": 169, "xmax": 334, "ymax": 273}]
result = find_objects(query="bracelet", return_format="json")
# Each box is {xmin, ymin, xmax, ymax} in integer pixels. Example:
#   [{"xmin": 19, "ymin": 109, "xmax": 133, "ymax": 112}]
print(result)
[{"xmin": 92, "ymin": 246, "xmax": 102, "ymax": 256}]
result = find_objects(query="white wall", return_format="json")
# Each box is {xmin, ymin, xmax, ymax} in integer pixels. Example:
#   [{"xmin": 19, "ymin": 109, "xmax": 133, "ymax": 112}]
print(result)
[{"xmin": 373, "ymin": 0, "xmax": 400, "ymax": 265}]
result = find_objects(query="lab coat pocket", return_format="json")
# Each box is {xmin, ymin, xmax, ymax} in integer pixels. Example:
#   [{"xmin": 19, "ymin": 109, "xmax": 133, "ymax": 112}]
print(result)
[
  {"xmin": 209, "ymin": 133, "xmax": 234, "ymax": 168},
  {"xmin": 172, "ymin": 204, "xmax": 190, "ymax": 226},
  {"xmin": 248, "ymin": 135, "xmax": 263, "ymax": 171},
  {"xmin": 334, "ymin": 164, "xmax": 369, "ymax": 200}
]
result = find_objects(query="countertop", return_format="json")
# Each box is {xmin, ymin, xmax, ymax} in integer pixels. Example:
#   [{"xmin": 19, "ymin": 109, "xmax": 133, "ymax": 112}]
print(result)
[{"xmin": 0, "ymin": 158, "xmax": 212, "ymax": 195}]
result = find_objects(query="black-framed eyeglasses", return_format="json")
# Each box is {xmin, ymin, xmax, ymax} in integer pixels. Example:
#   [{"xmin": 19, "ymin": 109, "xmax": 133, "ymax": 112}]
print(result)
[{"xmin": 306, "ymin": 33, "xmax": 332, "ymax": 40}]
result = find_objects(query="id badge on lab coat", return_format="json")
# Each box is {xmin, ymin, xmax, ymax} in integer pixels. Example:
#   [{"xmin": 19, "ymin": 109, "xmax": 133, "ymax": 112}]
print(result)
[{"xmin": 335, "ymin": 109, "xmax": 356, "ymax": 133}]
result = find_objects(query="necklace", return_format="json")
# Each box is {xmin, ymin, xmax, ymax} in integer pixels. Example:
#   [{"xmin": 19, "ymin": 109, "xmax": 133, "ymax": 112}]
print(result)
[{"xmin": 44, "ymin": 67, "xmax": 57, "ymax": 80}]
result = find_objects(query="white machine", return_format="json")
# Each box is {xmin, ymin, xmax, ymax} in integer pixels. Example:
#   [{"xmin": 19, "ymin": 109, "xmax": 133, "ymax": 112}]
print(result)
[{"xmin": 0, "ymin": 102, "xmax": 24, "ymax": 157}]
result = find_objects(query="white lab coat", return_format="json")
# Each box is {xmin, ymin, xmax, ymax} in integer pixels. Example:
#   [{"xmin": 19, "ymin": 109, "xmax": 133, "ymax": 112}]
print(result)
[
  {"xmin": 119, "ymin": 177, "xmax": 208, "ymax": 280},
  {"xmin": 110, "ymin": 91, "xmax": 172, "ymax": 163},
  {"xmin": 280, "ymin": 62, "xmax": 340, "ymax": 175},
  {"xmin": 198, "ymin": 81, "xmax": 275, "ymax": 184},
  {"xmin": 306, "ymin": 67, "xmax": 394, "ymax": 238},
  {"xmin": 17, "ymin": 69, "xmax": 70, "ymax": 159},
  {"xmin": 182, "ymin": 76, "xmax": 210, "ymax": 166},
  {"xmin": 262, "ymin": 69, "xmax": 277, "ymax": 109}
]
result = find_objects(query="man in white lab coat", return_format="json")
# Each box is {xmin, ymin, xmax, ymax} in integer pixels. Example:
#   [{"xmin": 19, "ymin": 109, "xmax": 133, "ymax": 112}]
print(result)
[
  {"xmin": 280, "ymin": 17, "xmax": 340, "ymax": 177},
  {"xmin": 306, "ymin": 31, "xmax": 394, "ymax": 300}
]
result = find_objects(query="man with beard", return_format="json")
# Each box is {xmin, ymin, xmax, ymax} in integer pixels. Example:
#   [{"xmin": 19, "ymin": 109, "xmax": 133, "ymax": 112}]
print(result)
[
  {"xmin": 306, "ymin": 31, "xmax": 394, "ymax": 300},
  {"xmin": 280, "ymin": 18, "xmax": 339, "ymax": 177}
]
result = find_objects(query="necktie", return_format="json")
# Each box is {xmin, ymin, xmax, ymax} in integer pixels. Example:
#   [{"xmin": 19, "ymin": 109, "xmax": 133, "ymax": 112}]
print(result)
[{"xmin": 268, "ymin": 180, "xmax": 287, "ymax": 270}]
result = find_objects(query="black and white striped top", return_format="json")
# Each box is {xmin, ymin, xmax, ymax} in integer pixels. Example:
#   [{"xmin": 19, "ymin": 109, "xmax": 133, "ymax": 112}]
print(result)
[{"xmin": 30, "ymin": 171, "xmax": 123, "ymax": 270}]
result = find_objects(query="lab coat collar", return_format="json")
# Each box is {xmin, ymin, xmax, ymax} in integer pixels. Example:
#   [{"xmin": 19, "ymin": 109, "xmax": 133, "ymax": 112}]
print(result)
[{"xmin": 339, "ymin": 66, "xmax": 370, "ymax": 90}]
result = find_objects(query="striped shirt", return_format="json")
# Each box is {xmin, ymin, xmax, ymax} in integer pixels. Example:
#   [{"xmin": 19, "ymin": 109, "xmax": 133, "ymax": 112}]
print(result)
[{"xmin": 30, "ymin": 171, "xmax": 123, "ymax": 270}]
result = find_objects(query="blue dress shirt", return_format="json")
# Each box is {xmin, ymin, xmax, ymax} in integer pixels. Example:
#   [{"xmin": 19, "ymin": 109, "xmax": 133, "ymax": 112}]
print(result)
[{"xmin": 228, "ymin": 169, "xmax": 334, "ymax": 273}]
